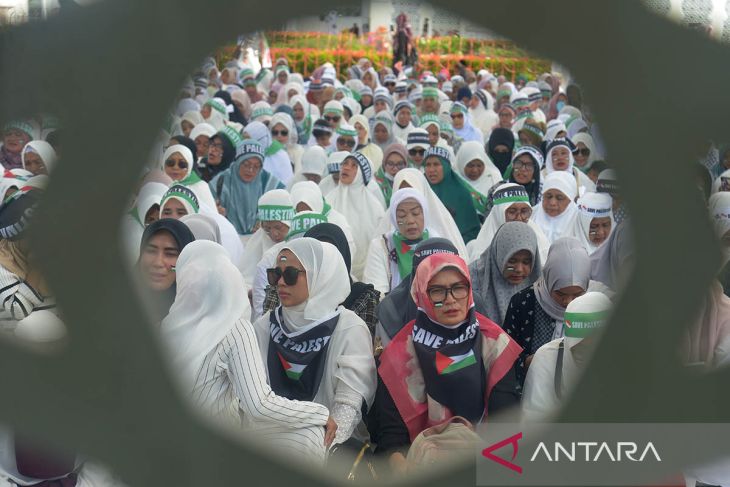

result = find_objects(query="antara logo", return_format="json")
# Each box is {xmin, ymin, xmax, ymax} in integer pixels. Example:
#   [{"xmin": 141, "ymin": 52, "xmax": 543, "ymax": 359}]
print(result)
[{"xmin": 482, "ymin": 432, "xmax": 662, "ymax": 473}]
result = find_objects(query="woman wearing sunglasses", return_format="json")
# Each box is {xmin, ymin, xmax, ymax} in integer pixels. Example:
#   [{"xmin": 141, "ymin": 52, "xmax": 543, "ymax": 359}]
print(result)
[
  {"xmin": 373, "ymin": 143, "xmax": 408, "ymax": 206},
  {"xmin": 160, "ymin": 144, "xmax": 217, "ymax": 211},
  {"xmin": 270, "ymin": 112, "xmax": 304, "ymax": 177},
  {"xmin": 253, "ymin": 237, "xmax": 376, "ymax": 448},
  {"xmin": 242, "ymin": 121, "xmax": 294, "ymax": 186},
  {"xmin": 160, "ymin": 240, "xmax": 336, "ymax": 465},
  {"xmin": 375, "ymin": 252, "xmax": 521, "ymax": 474}
]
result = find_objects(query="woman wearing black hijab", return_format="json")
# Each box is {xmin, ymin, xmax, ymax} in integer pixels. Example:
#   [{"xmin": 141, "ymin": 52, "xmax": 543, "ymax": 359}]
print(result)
[
  {"xmin": 214, "ymin": 90, "xmax": 247, "ymax": 125},
  {"xmin": 137, "ymin": 218, "xmax": 195, "ymax": 322},
  {"xmin": 487, "ymin": 128, "xmax": 515, "ymax": 175},
  {"xmin": 196, "ymin": 128, "xmax": 238, "ymax": 183}
]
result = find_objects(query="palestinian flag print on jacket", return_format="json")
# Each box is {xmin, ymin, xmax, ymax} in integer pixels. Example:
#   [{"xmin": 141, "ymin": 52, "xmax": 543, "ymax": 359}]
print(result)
[{"xmin": 278, "ymin": 352, "xmax": 307, "ymax": 380}]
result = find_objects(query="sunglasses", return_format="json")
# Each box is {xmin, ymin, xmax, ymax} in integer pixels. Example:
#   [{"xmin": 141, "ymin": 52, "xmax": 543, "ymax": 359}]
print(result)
[
  {"xmin": 338, "ymin": 139, "xmax": 356, "ymax": 148},
  {"xmin": 450, "ymin": 113, "xmax": 464, "ymax": 119},
  {"xmin": 408, "ymin": 148, "xmax": 426, "ymax": 156},
  {"xmin": 165, "ymin": 159, "xmax": 188, "ymax": 170},
  {"xmin": 272, "ymin": 130, "xmax": 289, "ymax": 137},
  {"xmin": 324, "ymin": 116, "xmax": 341, "ymax": 123},
  {"xmin": 266, "ymin": 266, "xmax": 306, "ymax": 286},
  {"xmin": 573, "ymin": 148, "xmax": 590, "ymax": 157}
]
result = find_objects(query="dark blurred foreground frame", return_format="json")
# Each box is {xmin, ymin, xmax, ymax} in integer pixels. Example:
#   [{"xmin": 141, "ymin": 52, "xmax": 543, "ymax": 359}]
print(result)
[{"xmin": 0, "ymin": 1, "xmax": 729, "ymax": 486}]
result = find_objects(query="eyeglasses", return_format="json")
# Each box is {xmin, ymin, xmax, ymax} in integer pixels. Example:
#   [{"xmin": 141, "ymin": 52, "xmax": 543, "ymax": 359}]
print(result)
[
  {"xmin": 450, "ymin": 113, "xmax": 464, "ymax": 119},
  {"xmin": 427, "ymin": 283, "xmax": 470, "ymax": 303},
  {"xmin": 338, "ymin": 138, "xmax": 356, "ymax": 148},
  {"xmin": 266, "ymin": 266, "xmax": 306, "ymax": 286},
  {"xmin": 165, "ymin": 159, "xmax": 188, "ymax": 170},
  {"xmin": 573, "ymin": 148, "xmax": 590, "ymax": 157},
  {"xmin": 513, "ymin": 161, "xmax": 534, "ymax": 171},
  {"xmin": 505, "ymin": 206, "xmax": 533, "ymax": 219},
  {"xmin": 241, "ymin": 161, "xmax": 262, "ymax": 172},
  {"xmin": 408, "ymin": 148, "xmax": 426, "ymax": 156},
  {"xmin": 385, "ymin": 159, "xmax": 407, "ymax": 169},
  {"xmin": 209, "ymin": 142, "xmax": 224, "ymax": 152},
  {"xmin": 324, "ymin": 115, "xmax": 341, "ymax": 123},
  {"xmin": 272, "ymin": 130, "xmax": 289, "ymax": 137}
]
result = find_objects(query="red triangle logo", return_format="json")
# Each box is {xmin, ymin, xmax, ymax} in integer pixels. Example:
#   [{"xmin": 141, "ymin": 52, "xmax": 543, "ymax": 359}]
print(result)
[
  {"xmin": 277, "ymin": 352, "xmax": 292, "ymax": 371},
  {"xmin": 482, "ymin": 432, "xmax": 523, "ymax": 474},
  {"xmin": 400, "ymin": 240, "xmax": 411, "ymax": 253},
  {"xmin": 435, "ymin": 351, "xmax": 453, "ymax": 375}
]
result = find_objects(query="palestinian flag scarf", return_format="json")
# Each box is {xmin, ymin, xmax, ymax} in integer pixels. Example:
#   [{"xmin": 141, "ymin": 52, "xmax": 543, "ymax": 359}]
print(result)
[{"xmin": 267, "ymin": 306, "xmax": 339, "ymax": 401}]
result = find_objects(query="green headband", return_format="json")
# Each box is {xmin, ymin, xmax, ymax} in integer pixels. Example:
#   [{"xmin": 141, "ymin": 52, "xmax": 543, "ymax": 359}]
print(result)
[
  {"xmin": 206, "ymin": 99, "xmax": 227, "ymax": 115},
  {"xmin": 336, "ymin": 126, "xmax": 357, "ymax": 137},
  {"xmin": 252, "ymin": 107, "xmax": 274, "ymax": 119},
  {"xmin": 563, "ymin": 310, "xmax": 609, "ymax": 338},
  {"xmin": 258, "ymin": 205, "xmax": 295, "ymax": 222},
  {"xmin": 422, "ymin": 87, "xmax": 439, "ymax": 99},
  {"xmin": 286, "ymin": 213, "xmax": 328, "ymax": 239}
]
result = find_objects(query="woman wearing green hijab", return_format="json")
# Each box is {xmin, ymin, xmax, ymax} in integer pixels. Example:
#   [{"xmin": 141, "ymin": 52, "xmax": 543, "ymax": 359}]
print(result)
[{"xmin": 423, "ymin": 146, "xmax": 481, "ymax": 243}]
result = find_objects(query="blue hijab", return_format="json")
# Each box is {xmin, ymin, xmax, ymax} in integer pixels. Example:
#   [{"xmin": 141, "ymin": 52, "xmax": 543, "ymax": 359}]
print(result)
[{"xmin": 209, "ymin": 140, "xmax": 284, "ymax": 235}]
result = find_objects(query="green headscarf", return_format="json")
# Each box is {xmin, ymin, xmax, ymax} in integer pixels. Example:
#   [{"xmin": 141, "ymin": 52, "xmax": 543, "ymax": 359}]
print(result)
[{"xmin": 425, "ymin": 146, "xmax": 481, "ymax": 243}]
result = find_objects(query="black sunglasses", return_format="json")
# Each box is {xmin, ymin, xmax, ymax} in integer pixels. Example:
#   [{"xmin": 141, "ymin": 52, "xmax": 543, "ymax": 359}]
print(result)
[
  {"xmin": 338, "ymin": 139, "xmax": 356, "ymax": 148},
  {"xmin": 408, "ymin": 148, "xmax": 426, "ymax": 156},
  {"xmin": 324, "ymin": 116, "xmax": 341, "ymax": 122},
  {"xmin": 272, "ymin": 130, "xmax": 289, "ymax": 137},
  {"xmin": 573, "ymin": 148, "xmax": 590, "ymax": 157},
  {"xmin": 266, "ymin": 266, "xmax": 306, "ymax": 286},
  {"xmin": 165, "ymin": 159, "xmax": 188, "ymax": 170}
]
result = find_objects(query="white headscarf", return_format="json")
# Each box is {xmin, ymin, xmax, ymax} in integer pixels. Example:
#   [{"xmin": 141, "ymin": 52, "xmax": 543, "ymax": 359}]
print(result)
[
  {"xmin": 134, "ymin": 182, "xmax": 169, "ymax": 225},
  {"xmin": 21, "ymin": 140, "xmax": 57, "ymax": 174},
  {"xmin": 566, "ymin": 192, "xmax": 614, "ymax": 255},
  {"xmin": 288, "ymin": 145, "xmax": 328, "ymax": 189},
  {"xmin": 160, "ymin": 240, "xmax": 249, "ymax": 387},
  {"xmin": 240, "ymin": 189, "xmax": 293, "ymax": 286},
  {"xmin": 189, "ymin": 122, "xmax": 217, "ymax": 141},
  {"xmin": 374, "ymin": 168, "xmax": 467, "ymax": 257},
  {"xmin": 280, "ymin": 238, "xmax": 351, "ymax": 326},
  {"xmin": 455, "ymin": 141, "xmax": 502, "ymax": 195},
  {"xmin": 291, "ymin": 180, "xmax": 326, "ymax": 213},
  {"xmin": 326, "ymin": 153, "xmax": 385, "ymax": 279},
  {"xmin": 467, "ymin": 182, "xmax": 550, "ymax": 264},
  {"xmin": 571, "ymin": 133, "xmax": 601, "ymax": 171},
  {"xmin": 160, "ymin": 144, "xmax": 194, "ymax": 181},
  {"xmin": 712, "ymin": 168, "xmax": 730, "ymax": 194},
  {"xmin": 531, "ymin": 171, "xmax": 579, "ymax": 243},
  {"xmin": 180, "ymin": 213, "xmax": 221, "ymax": 243},
  {"xmin": 388, "ymin": 188, "xmax": 429, "ymax": 231}
]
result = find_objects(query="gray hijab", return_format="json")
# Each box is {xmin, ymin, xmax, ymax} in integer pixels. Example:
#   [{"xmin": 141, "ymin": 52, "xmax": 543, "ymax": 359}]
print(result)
[
  {"xmin": 534, "ymin": 237, "xmax": 591, "ymax": 320},
  {"xmin": 469, "ymin": 221, "xmax": 542, "ymax": 325}
]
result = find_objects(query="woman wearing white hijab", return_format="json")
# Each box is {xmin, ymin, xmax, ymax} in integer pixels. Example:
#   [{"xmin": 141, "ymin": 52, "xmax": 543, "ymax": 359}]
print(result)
[
  {"xmin": 350, "ymin": 114, "xmax": 383, "ymax": 172},
  {"xmin": 469, "ymin": 89, "xmax": 498, "ymax": 140},
  {"xmin": 253, "ymin": 238, "xmax": 376, "ymax": 446},
  {"xmin": 287, "ymin": 145, "xmax": 328, "ymax": 189},
  {"xmin": 571, "ymin": 132, "xmax": 601, "ymax": 174},
  {"xmin": 522, "ymin": 291, "xmax": 612, "ymax": 422},
  {"xmin": 455, "ymin": 140, "xmax": 502, "ymax": 196},
  {"xmin": 376, "ymin": 168, "xmax": 468, "ymax": 258},
  {"xmin": 21, "ymin": 140, "xmax": 57, "ymax": 175},
  {"xmin": 318, "ymin": 150, "xmax": 348, "ymax": 197},
  {"xmin": 363, "ymin": 188, "xmax": 435, "ymax": 294},
  {"xmin": 189, "ymin": 123, "xmax": 217, "ymax": 162},
  {"xmin": 243, "ymin": 120, "xmax": 294, "ymax": 185},
  {"xmin": 531, "ymin": 171, "xmax": 579, "ymax": 243},
  {"xmin": 503, "ymin": 237, "xmax": 592, "ymax": 388},
  {"xmin": 542, "ymin": 138, "xmax": 596, "ymax": 195},
  {"xmin": 160, "ymin": 241, "xmax": 332, "ymax": 463},
  {"xmin": 270, "ymin": 112, "xmax": 304, "ymax": 174},
  {"xmin": 201, "ymin": 97, "xmax": 230, "ymax": 131},
  {"xmin": 160, "ymin": 144, "xmax": 217, "ymax": 210},
  {"xmin": 370, "ymin": 112, "xmax": 404, "ymax": 152},
  {"xmin": 326, "ymin": 152, "xmax": 385, "ymax": 280},
  {"xmin": 180, "ymin": 110, "xmax": 204, "ymax": 137},
  {"xmin": 289, "ymin": 94, "xmax": 318, "ymax": 145},
  {"xmin": 467, "ymin": 182, "xmax": 550, "ymax": 264},
  {"xmin": 565, "ymin": 192, "xmax": 614, "ymax": 255},
  {"xmin": 239, "ymin": 189, "xmax": 294, "ymax": 287},
  {"xmin": 121, "ymin": 181, "xmax": 168, "ymax": 265}
]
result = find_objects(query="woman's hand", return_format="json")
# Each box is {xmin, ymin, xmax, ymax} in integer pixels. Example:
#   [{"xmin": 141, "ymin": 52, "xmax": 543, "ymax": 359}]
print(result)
[
  {"xmin": 389, "ymin": 451, "xmax": 408, "ymax": 475},
  {"xmin": 216, "ymin": 201, "xmax": 227, "ymax": 216},
  {"xmin": 324, "ymin": 416, "xmax": 338, "ymax": 447}
]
